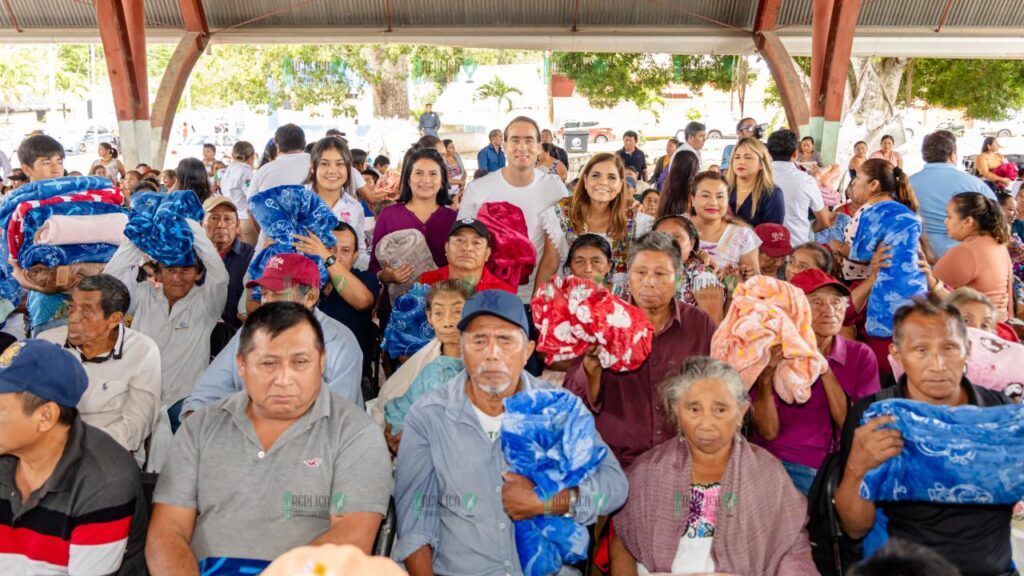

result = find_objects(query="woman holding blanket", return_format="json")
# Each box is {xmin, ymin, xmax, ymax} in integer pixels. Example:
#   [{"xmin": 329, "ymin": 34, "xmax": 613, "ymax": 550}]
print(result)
[{"xmin": 611, "ymin": 357, "xmax": 815, "ymax": 575}]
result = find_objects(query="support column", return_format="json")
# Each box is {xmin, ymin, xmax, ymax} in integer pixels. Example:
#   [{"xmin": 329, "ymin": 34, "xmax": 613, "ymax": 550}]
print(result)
[
  {"xmin": 150, "ymin": 0, "xmax": 210, "ymax": 169},
  {"xmin": 808, "ymin": 0, "xmax": 862, "ymax": 163},
  {"xmin": 96, "ymin": 0, "xmax": 150, "ymax": 168},
  {"xmin": 151, "ymin": 32, "xmax": 208, "ymax": 168},
  {"xmin": 755, "ymin": 32, "xmax": 810, "ymax": 135},
  {"xmin": 753, "ymin": 0, "xmax": 809, "ymax": 135}
]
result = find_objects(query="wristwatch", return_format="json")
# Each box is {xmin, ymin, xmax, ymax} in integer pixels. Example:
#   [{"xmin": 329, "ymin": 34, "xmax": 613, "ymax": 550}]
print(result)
[
  {"xmin": 324, "ymin": 255, "xmax": 337, "ymax": 268},
  {"xmin": 564, "ymin": 489, "xmax": 578, "ymax": 518}
]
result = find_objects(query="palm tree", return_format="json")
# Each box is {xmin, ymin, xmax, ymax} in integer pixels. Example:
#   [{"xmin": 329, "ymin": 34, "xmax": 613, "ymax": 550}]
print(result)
[{"xmin": 474, "ymin": 78, "xmax": 522, "ymax": 112}]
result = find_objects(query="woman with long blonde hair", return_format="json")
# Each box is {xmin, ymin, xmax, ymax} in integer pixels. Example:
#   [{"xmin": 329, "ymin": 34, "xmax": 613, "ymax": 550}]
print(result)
[
  {"xmin": 535, "ymin": 152, "xmax": 653, "ymax": 294},
  {"xmin": 727, "ymin": 136, "xmax": 785, "ymax": 228}
]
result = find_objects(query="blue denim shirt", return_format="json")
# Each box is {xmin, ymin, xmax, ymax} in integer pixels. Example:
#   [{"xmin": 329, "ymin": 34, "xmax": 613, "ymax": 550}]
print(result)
[
  {"xmin": 393, "ymin": 371, "xmax": 628, "ymax": 575},
  {"xmin": 908, "ymin": 163, "xmax": 994, "ymax": 258},
  {"xmin": 477, "ymin": 145, "xmax": 507, "ymax": 172}
]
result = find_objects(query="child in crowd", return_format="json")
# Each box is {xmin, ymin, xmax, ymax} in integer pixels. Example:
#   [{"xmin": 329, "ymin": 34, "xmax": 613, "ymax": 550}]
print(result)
[{"xmin": 639, "ymin": 188, "xmax": 660, "ymax": 218}]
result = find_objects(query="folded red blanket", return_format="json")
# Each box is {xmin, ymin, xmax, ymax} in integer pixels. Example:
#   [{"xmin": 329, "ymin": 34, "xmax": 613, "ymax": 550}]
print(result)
[{"xmin": 531, "ymin": 276, "xmax": 653, "ymax": 372}]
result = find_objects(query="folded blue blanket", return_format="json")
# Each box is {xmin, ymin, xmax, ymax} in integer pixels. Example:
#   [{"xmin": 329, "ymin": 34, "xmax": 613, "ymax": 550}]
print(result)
[
  {"xmin": 0, "ymin": 176, "xmax": 112, "ymax": 228},
  {"xmin": 245, "ymin": 186, "xmax": 338, "ymax": 302},
  {"xmin": 385, "ymin": 355, "xmax": 464, "ymax": 434},
  {"xmin": 0, "ymin": 266, "xmax": 21, "ymax": 313},
  {"xmin": 124, "ymin": 190, "xmax": 204, "ymax": 267},
  {"xmin": 198, "ymin": 557, "xmax": 269, "ymax": 575},
  {"xmin": 502, "ymin": 389, "xmax": 608, "ymax": 576},
  {"xmin": 381, "ymin": 283, "xmax": 435, "ymax": 358},
  {"xmin": 860, "ymin": 398, "xmax": 1024, "ymax": 505},
  {"xmin": 18, "ymin": 201, "xmax": 125, "ymax": 269},
  {"xmin": 849, "ymin": 201, "xmax": 928, "ymax": 337}
]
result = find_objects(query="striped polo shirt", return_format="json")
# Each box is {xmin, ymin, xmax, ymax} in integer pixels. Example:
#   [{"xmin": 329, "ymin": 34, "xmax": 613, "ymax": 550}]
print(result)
[{"xmin": 0, "ymin": 417, "xmax": 148, "ymax": 575}]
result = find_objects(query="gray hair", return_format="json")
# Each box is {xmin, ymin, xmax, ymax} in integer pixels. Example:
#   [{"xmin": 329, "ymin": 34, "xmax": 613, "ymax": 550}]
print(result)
[
  {"xmin": 659, "ymin": 357, "xmax": 748, "ymax": 428},
  {"xmin": 75, "ymin": 274, "xmax": 131, "ymax": 317},
  {"xmin": 627, "ymin": 231, "xmax": 682, "ymax": 274},
  {"xmin": 684, "ymin": 121, "xmax": 706, "ymax": 139},
  {"xmin": 945, "ymin": 286, "xmax": 994, "ymax": 314}
]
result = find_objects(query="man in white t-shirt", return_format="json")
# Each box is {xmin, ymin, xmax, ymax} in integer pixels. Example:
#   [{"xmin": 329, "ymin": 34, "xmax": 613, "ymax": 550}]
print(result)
[
  {"xmin": 767, "ymin": 129, "xmax": 831, "ymax": 247},
  {"xmin": 458, "ymin": 116, "xmax": 568, "ymax": 302}
]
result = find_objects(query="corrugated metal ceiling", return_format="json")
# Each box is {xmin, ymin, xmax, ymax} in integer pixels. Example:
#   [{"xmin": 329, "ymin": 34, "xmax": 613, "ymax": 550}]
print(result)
[{"xmin": 2, "ymin": 0, "xmax": 1022, "ymax": 35}]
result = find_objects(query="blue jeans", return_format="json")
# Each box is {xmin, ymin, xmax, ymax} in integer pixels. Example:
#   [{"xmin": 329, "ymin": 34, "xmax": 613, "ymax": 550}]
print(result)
[{"xmin": 781, "ymin": 459, "xmax": 817, "ymax": 496}]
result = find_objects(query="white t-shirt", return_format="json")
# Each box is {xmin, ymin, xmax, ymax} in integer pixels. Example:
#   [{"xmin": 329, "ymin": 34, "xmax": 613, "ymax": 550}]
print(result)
[
  {"xmin": 220, "ymin": 161, "xmax": 254, "ymax": 219},
  {"xmin": 772, "ymin": 161, "xmax": 824, "ymax": 246},
  {"xmin": 245, "ymin": 152, "xmax": 312, "ymax": 197},
  {"xmin": 458, "ymin": 168, "xmax": 568, "ymax": 302},
  {"xmin": 471, "ymin": 403, "xmax": 504, "ymax": 442},
  {"xmin": 329, "ymin": 192, "xmax": 369, "ymax": 271},
  {"xmin": 700, "ymin": 223, "xmax": 760, "ymax": 269}
]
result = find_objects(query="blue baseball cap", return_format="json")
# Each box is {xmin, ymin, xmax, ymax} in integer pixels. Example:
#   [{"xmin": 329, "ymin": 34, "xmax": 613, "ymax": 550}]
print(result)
[
  {"xmin": 0, "ymin": 340, "xmax": 88, "ymax": 408},
  {"xmin": 458, "ymin": 290, "xmax": 530, "ymax": 336}
]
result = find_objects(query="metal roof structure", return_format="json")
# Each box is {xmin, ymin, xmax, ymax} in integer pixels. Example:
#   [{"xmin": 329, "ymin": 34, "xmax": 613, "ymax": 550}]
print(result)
[{"xmin": 4, "ymin": 0, "xmax": 1024, "ymax": 58}]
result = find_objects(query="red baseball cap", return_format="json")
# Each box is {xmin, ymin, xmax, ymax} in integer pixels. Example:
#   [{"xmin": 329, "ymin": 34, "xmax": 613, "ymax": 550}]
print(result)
[
  {"xmin": 246, "ymin": 253, "xmax": 321, "ymax": 292},
  {"xmin": 789, "ymin": 268, "xmax": 851, "ymax": 297},
  {"xmin": 755, "ymin": 223, "xmax": 793, "ymax": 258}
]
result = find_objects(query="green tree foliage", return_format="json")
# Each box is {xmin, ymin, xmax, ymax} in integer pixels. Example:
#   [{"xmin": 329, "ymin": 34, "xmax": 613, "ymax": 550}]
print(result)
[
  {"xmin": 905, "ymin": 59, "xmax": 1024, "ymax": 120},
  {"xmin": 551, "ymin": 52, "xmax": 738, "ymax": 110},
  {"xmin": 187, "ymin": 45, "xmax": 359, "ymax": 116},
  {"xmin": 474, "ymin": 78, "xmax": 522, "ymax": 112}
]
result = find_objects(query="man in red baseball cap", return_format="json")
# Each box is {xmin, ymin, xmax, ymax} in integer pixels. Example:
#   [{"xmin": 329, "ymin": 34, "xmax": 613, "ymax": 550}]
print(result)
[
  {"xmin": 754, "ymin": 223, "xmax": 793, "ymax": 279},
  {"xmin": 182, "ymin": 252, "xmax": 365, "ymax": 417},
  {"xmin": 747, "ymin": 267, "xmax": 880, "ymax": 495}
]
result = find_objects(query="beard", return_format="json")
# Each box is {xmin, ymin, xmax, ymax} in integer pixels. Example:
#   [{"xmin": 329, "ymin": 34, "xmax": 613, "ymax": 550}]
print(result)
[{"xmin": 471, "ymin": 364, "xmax": 515, "ymax": 398}]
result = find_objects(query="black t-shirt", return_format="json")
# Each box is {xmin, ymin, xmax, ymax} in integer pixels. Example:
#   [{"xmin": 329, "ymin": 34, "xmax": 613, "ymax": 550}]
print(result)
[
  {"xmin": 837, "ymin": 377, "xmax": 1014, "ymax": 576},
  {"xmin": 317, "ymin": 268, "xmax": 379, "ymax": 378}
]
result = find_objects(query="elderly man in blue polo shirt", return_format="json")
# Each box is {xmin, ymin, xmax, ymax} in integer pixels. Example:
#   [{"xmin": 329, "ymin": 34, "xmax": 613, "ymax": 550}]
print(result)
[
  {"xmin": 182, "ymin": 253, "xmax": 362, "ymax": 416},
  {"xmin": 394, "ymin": 290, "xmax": 628, "ymax": 576}
]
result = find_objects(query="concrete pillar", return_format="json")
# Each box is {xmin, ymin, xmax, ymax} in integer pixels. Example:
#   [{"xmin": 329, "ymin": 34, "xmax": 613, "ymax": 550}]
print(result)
[
  {"xmin": 151, "ymin": 32, "xmax": 209, "ymax": 169},
  {"xmin": 755, "ymin": 31, "xmax": 811, "ymax": 135},
  {"xmin": 808, "ymin": 0, "xmax": 862, "ymax": 163},
  {"xmin": 96, "ymin": 0, "xmax": 151, "ymax": 167}
]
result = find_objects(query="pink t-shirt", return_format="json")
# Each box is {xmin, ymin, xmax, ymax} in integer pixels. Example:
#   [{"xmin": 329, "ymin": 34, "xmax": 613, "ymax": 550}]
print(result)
[{"xmin": 749, "ymin": 336, "xmax": 880, "ymax": 469}]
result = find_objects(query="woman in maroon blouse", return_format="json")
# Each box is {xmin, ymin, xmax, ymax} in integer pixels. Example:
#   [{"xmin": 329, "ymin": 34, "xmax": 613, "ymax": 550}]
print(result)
[{"xmin": 370, "ymin": 148, "xmax": 458, "ymax": 288}]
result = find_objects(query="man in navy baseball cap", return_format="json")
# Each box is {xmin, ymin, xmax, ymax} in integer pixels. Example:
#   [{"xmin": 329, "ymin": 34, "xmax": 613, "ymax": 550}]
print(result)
[
  {"xmin": 457, "ymin": 288, "xmax": 530, "ymax": 337},
  {"xmin": 0, "ymin": 339, "xmax": 149, "ymax": 575},
  {"xmin": 0, "ymin": 339, "xmax": 88, "ymax": 408}
]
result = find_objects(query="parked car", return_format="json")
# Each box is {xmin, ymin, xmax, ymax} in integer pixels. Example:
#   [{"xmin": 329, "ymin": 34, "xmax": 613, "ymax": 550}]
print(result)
[
  {"xmin": 962, "ymin": 153, "xmax": 1024, "ymax": 175},
  {"xmin": 166, "ymin": 132, "xmax": 240, "ymax": 164},
  {"xmin": 936, "ymin": 120, "xmax": 966, "ymax": 137},
  {"xmin": 557, "ymin": 121, "xmax": 615, "ymax": 143},
  {"xmin": 64, "ymin": 126, "xmax": 118, "ymax": 154}
]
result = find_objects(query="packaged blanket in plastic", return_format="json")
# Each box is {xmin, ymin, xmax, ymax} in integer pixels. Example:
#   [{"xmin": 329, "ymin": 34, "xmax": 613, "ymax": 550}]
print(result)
[
  {"xmin": 374, "ymin": 228, "xmax": 437, "ymax": 303},
  {"xmin": 860, "ymin": 398, "xmax": 1024, "ymax": 505},
  {"xmin": 501, "ymin": 389, "xmax": 608, "ymax": 576},
  {"xmin": 531, "ymin": 276, "xmax": 653, "ymax": 372},
  {"xmin": 0, "ymin": 176, "xmax": 125, "ymax": 296},
  {"xmin": 246, "ymin": 185, "xmax": 338, "ymax": 301},
  {"xmin": 381, "ymin": 283, "xmax": 435, "ymax": 358}
]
